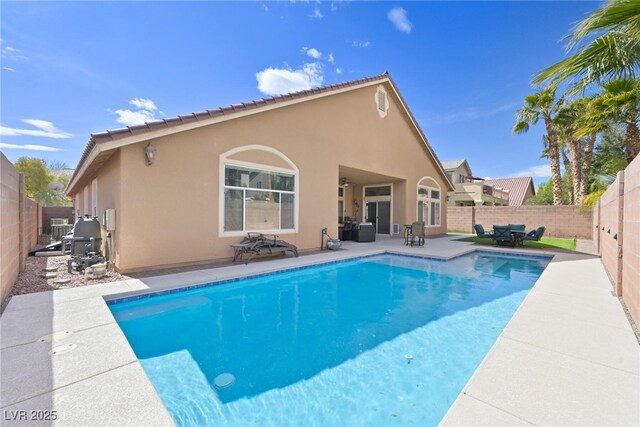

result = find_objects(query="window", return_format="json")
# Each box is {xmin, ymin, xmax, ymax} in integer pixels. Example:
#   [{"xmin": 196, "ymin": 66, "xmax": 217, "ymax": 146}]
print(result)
[
  {"xmin": 91, "ymin": 179, "xmax": 98, "ymax": 218},
  {"xmin": 446, "ymin": 173, "xmax": 454, "ymax": 183},
  {"xmin": 223, "ymin": 164, "xmax": 295, "ymax": 232},
  {"xmin": 418, "ymin": 185, "xmax": 441, "ymax": 227},
  {"xmin": 365, "ymin": 186, "xmax": 391, "ymax": 197},
  {"xmin": 458, "ymin": 175, "xmax": 466, "ymax": 184}
]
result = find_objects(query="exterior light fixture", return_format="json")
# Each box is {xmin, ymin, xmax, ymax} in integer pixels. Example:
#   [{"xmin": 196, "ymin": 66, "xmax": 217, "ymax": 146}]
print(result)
[{"xmin": 144, "ymin": 143, "xmax": 156, "ymax": 166}]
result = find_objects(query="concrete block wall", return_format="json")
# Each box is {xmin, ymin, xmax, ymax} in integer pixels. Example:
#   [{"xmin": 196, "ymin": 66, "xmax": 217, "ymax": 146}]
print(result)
[
  {"xmin": 0, "ymin": 153, "xmax": 40, "ymax": 307},
  {"xmin": 1, "ymin": 153, "xmax": 21, "ymax": 306},
  {"xmin": 447, "ymin": 207, "xmax": 474, "ymax": 233},
  {"xmin": 447, "ymin": 205, "xmax": 593, "ymax": 239},
  {"xmin": 596, "ymin": 154, "xmax": 640, "ymax": 327}
]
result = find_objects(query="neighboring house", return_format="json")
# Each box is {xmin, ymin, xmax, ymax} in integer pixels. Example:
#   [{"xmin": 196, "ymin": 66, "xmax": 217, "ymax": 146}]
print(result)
[
  {"xmin": 483, "ymin": 177, "xmax": 536, "ymax": 206},
  {"xmin": 442, "ymin": 160, "xmax": 509, "ymax": 206},
  {"xmin": 66, "ymin": 73, "xmax": 454, "ymax": 273}
]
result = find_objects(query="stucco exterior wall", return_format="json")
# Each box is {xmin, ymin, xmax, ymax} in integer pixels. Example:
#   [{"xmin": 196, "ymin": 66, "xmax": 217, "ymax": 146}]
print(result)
[{"xmin": 72, "ymin": 83, "xmax": 449, "ymax": 272}]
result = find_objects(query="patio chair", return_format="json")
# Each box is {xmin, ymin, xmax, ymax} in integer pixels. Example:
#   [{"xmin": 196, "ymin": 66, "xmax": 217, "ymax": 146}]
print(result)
[
  {"xmin": 231, "ymin": 233, "xmax": 299, "ymax": 264},
  {"xmin": 493, "ymin": 225, "xmax": 516, "ymax": 247},
  {"xmin": 353, "ymin": 223, "xmax": 376, "ymax": 242},
  {"xmin": 474, "ymin": 224, "xmax": 494, "ymax": 239},
  {"xmin": 408, "ymin": 221, "xmax": 425, "ymax": 247},
  {"xmin": 522, "ymin": 226, "xmax": 546, "ymax": 244}
]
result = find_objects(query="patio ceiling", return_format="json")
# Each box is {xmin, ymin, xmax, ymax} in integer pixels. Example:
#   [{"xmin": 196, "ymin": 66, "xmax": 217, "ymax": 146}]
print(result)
[{"xmin": 338, "ymin": 165, "xmax": 403, "ymax": 186}]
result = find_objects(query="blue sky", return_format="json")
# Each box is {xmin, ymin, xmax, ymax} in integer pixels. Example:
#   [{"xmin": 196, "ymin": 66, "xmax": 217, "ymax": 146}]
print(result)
[{"xmin": 1, "ymin": 1, "xmax": 598, "ymax": 183}]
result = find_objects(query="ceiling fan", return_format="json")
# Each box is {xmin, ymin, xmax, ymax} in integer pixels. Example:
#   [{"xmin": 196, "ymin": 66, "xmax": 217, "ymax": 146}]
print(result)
[{"xmin": 340, "ymin": 177, "xmax": 351, "ymax": 187}]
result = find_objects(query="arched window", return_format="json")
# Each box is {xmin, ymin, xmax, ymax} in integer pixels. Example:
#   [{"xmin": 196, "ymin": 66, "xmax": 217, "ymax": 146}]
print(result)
[
  {"xmin": 417, "ymin": 177, "xmax": 441, "ymax": 227},
  {"xmin": 219, "ymin": 145, "xmax": 299, "ymax": 235}
]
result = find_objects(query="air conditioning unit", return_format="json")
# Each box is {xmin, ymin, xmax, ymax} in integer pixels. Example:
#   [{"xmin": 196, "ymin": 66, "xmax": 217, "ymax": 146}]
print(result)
[{"xmin": 393, "ymin": 224, "xmax": 400, "ymax": 234}]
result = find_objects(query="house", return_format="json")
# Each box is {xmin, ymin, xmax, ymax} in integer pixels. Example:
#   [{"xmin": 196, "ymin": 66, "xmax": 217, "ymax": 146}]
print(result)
[
  {"xmin": 442, "ymin": 160, "xmax": 509, "ymax": 206},
  {"xmin": 65, "ymin": 73, "xmax": 454, "ymax": 273},
  {"xmin": 483, "ymin": 177, "xmax": 536, "ymax": 206}
]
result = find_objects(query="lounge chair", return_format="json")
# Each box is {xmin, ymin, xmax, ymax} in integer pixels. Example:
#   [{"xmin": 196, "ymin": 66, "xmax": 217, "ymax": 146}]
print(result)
[
  {"xmin": 493, "ymin": 225, "xmax": 516, "ymax": 247},
  {"xmin": 522, "ymin": 226, "xmax": 545, "ymax": 244},
  {"xmin": 231, "ymin": 233, "xmax": 299, "ymax": 264},
  {"xmin": 474, "ymin": 224, "xmax": 494, "ymax": 239},
  {"xmin": 408, "ymin": 221, "xmax": 425, "ymax": 247}
]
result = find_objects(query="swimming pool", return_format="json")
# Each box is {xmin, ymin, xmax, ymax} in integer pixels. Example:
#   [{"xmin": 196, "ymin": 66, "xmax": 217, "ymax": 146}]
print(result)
[{"xmin": 109, "ymin": 251, "xmax": 550, "ymax": 426}]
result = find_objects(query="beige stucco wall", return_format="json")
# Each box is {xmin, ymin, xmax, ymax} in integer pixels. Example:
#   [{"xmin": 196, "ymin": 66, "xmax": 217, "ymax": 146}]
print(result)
[{"xmin": 75, "ymin": 83, "xmax": 449, "ymax": 272}]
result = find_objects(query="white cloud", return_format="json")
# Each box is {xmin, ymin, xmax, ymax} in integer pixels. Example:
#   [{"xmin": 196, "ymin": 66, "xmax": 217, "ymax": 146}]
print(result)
[
  {"xmin": 352, "ymin": 40, "xmax": 372, "ymax": 48},
  {"xmin": 335, "ymin": 68, "xmax": 343, "ymax": 75},
  {"xmin": 3, "ymin": 67, "xmax": 15, "ymax": 72},
  {"xmin": 112, "ymin": 98, "xmax": 162, "ymax": 126},
  {"xmin": 129, "ymin": 98, "xmax": 158, "ymax": 111},
  {"xmin": 1, "ymin": 43, "xmax": 27, "ymax": 60},
  {"xmin": 256, "ymin": 62, "xmax": 324, "ymax": 96},
  {"xmin": 303, "ymin": 47, "xmax": 322, "ymax": 59},
  {"xmin": 310, "ymin": 9, "xmax": 323, "ymax": 19},
  {"xmin": 113, "ymin": 109, "xmax": 156, "ymax": 126},
  {"xmin": 327, "ymin": 53, "xmax": 335, "ymax": 63},
  {"xmin": 510, "ymin": 164, "xmax": 552, "ymax": 178},
  {"xmin": 0, "ymin": 120, "xmax": 73, "ymax": 139},
  {"xmin": 0, "ymin": 142, "xmax": 65, "ymax": 152},
  {"xmin": 387, "ymin": 7, "xmax": 412, "ymax": 33},
  {"xmin": 260, "ymin": 2, "xmax": 268, "ymax": 12}
]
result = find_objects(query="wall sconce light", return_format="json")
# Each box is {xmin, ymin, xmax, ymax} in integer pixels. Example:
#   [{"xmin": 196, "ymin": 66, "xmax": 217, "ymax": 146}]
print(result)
[{"xmin": 144, "ymin": 143, "xmax": 156, "ymax": 166}]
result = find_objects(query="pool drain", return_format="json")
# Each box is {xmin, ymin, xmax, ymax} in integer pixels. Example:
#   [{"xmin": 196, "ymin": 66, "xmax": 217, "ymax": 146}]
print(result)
[
  {"xmin": 405, "ymin": 354, "xmax": 414, "ymax": 364},
  {"xmin": 214, "ymin": 373, "xmax": 235, "ymax": 389}
]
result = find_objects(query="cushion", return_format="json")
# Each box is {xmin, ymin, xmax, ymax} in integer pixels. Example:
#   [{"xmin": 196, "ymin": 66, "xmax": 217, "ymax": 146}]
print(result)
[
  {"xmin": 526, "ymin": 229, "xmax": 536, "ymax": 237},
  {"xmin": 474, "ymin": 224, "xmax": 485, "ymax": 235}
]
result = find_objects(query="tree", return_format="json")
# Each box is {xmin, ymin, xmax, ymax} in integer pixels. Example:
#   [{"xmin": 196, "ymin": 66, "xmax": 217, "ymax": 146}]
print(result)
[
  {"xmin": 514, "ymin": 86, "xmax": 565, "ymax": 205},
  {"xmin": 586, "ymin": 78, "xmax": 640, "ymax": 163},
  {"xmin": 535, "ymin": 0, "xmax": 640, "ymax": 92},
  {"xmin": 526, "ymin": 176, "xmax": 572, "ymax": 205},
  {"xmin": 14, "ymin": 157, "xmax": 53, "ymax": 203},
  {"xmin": 13, "ymin": 157, "xmax": 73, "ymax": 206}
]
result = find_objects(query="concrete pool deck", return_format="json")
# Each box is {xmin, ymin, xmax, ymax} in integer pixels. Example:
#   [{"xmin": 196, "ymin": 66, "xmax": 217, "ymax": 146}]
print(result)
[{"xmin": 1, "ymin": 236, "xmax": 638, "ymax": 426}]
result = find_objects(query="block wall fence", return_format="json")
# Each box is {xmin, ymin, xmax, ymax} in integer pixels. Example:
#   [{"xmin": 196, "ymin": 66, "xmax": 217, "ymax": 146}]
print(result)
[
  {"xmin": 594, "ymin": 154, "xmax": 640, "ymax": 327},
  {"xmin": 447, "ymin": 205, "xmax": 593, "ymax": 239},
  {"xmin": 1, "ymin": 153, "xmax": 41, "ymax": 308}
]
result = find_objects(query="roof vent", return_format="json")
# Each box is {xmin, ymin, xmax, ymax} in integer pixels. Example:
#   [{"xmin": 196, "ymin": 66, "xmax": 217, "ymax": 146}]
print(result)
[{"xmin": 375, "ymin": 85, "xmax": 389, "ymax": 118}]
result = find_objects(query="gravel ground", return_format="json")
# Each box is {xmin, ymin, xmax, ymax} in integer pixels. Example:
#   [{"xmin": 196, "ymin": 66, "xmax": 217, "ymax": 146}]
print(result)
[{"xmin": 10, "ymin": 255, "xmax": 132, "ymax": 297}]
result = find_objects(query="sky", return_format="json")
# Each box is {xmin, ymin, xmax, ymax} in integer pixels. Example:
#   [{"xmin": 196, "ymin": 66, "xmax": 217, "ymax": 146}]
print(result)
[{"xmin": 1, "ymin": 1, "xmax": 600, "ymax": 184}]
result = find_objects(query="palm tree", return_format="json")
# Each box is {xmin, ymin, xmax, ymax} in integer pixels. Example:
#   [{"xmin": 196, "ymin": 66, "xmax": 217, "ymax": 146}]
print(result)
[
  {"xmin": 535, "ymin": 0, "xmax": 640, "ymax": 92},
  {"xmin": 514, "ymin": 87, "xmax": 565, "ymax": 205},
  {"xmin": 586, "ymin": 78, "xmax": 640, "ymax": 163},
  {"xmin": 556, "ymin": 98, "xmax": 593, "ymax": 204}
]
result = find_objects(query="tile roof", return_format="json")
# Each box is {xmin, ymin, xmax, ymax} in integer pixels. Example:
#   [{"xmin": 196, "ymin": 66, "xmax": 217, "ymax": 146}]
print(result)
[
  {"xmin": 67, "ymin": 71, "xmax": 454, "ymax": 194},
  {"xmin": 69, "ymin": 73, "xmax": 392, "ymax": 191},
  {"xmin": 484, "ymin": 177, "xmax": 535, "ymax": 206}
]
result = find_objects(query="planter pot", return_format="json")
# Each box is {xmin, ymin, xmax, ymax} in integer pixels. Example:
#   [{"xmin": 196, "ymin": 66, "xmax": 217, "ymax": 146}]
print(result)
[{"xmin": 326, "ymin": 239, "xmax": 342, "ymax": 250}]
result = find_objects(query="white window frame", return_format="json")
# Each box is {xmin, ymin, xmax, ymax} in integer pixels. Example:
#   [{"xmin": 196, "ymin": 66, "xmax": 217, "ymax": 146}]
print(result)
[
  {"xmin": 338, "ymin": 186, "xmax": 345, "ymax": 225},
  {"xmin": 417, "ymin": 177, "xmax": 441, "ymax": 228},
  {"xmin": 218, "ymin": 145, "xmax": 299, "ymax": 237},
  {"xmin": 91, "ymin": 178, "xmax": 98, "ymax": 218},
  {"xmin": 361, "ymin": 183, "xmax": 394, "ymax": 235},
  {"xmin": 83, "ymin": 186, "xmax": 89, "ymax": 216}
]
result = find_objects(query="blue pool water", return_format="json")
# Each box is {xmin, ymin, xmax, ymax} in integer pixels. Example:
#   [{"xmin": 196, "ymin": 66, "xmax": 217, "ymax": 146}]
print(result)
[{"xmin": 109, "ymin": 252, "xmax": 550, "ymax": 426}]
